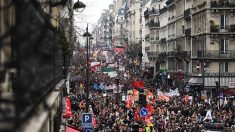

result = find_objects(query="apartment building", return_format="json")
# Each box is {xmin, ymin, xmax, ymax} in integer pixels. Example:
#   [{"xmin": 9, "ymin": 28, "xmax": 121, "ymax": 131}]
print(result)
[
  {"xmin": 124, "ymin": 0, "xmax": 142, "ymax": 63},
  {"xmin": 143, "ymin": 0, "xmax": 162, "ymax": 74},
  {"xmin": 0, "ymin": 0, "xmax": 74, "ymax": 131},
  {"xmin": 153, "ymin": 0, "xmax": 235, "ymax": 97},
  {"xmin": 112, "ymin": 0, "xmax": 126, "ymax": 47},
  {"xmin": 95, "ymin": 7, "xmax": 114, "ymax": 50},
  {"xmin": 189, "ymin": 0, "xmax": 235, "ymax": 97}
]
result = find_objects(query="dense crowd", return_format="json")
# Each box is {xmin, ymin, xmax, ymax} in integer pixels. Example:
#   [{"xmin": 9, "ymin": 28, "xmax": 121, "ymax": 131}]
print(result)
[{"xmin": 64, "ymin": 54, "xmax": 235, "ymax": 132}]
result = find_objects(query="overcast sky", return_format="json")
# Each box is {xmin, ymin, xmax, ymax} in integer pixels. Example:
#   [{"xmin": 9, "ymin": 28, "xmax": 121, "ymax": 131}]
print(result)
[
  {"xmin": 74, "ymin": 0, "xmax": 113, "ymax": 31},
  {"xmin": 74, "ymin": 0, "xmax": 113, "ymax": 44}
]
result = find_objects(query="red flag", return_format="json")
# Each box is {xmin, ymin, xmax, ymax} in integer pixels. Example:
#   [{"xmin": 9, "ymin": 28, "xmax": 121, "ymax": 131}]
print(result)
[
  {"xmin": 146, "ymin": 90, "xmax": 153, "ymax": 102},
  {"xmin": 145, "ymin": 114, "xmax": 153, "ymax": 126},
  {"xmin": 146, "ymin": 103, "xmax": 155, "ymax": 116},
  {"xmin": 132, "ymin": 81, "xmax": 145, "ymax": 89},
  {"xmin": 63, "ymin": 97, "xmax": 72, "ymax": 118},
  {"xmin": 92, "ymin": 117, "xmax": 97, "ymax": 128},
  {"xmin": 125, "ymin": 95, "xmax": 132, "ymax": 109},
  {"xmin": 132, "ymin": 89, "xmax": 139, "ymax": 100},
  {"xmin": 184, "ymin": 95, "xmax": 189, "ymax": 105},
  {"xmin": 134, "ymin": 111, "xmax": 139, "ymax": 121}
]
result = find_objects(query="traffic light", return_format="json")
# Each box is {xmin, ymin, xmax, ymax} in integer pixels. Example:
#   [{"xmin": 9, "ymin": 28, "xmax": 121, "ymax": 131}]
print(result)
[{"xmin": 139, "ymin": 89, "xmax": 146, "ymax": 107}]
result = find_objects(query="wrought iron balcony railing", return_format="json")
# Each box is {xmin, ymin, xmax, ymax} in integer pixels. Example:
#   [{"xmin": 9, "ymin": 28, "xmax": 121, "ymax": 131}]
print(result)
[
  {"xmin": 197, "ymin": 50, "xmax": 235, "ymax": 59},
  {"xmin": 184, "ymin": 8, "xmax": 191, "ymax": 20},
  {"xmin": 160, "ymin": 7, "xmax": 167, "ymax": 14},
  {"xmin": 149, "ymin": 9, "xmax": 160, "ymax": 16},
  {"xmin": 166, "ymin": 0, "xmax": 175, "ymax": 6},
  {"xmin": 160, "ymin": 38, "xmax": 167, "ymax": 43},
  {"xmin": 185, "ymin": 28, "xmax": 191, "ymax": 36},
  {"xmin": 211, "ymin": 1, "xmax": 235, "ymax": 8},
  {"xmin": 210, "ymin": 24, "xmax": 235, "ymax": 33},
  {"xmin": 167, "ymin": 51, "xmax": 191, "ymax": 58}
]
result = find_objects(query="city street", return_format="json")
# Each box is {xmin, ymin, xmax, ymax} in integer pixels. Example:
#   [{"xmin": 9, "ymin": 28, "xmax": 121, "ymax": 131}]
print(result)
[{"xmin": 0, "ymin": 0, "xmax": 235, "ymax": 132}]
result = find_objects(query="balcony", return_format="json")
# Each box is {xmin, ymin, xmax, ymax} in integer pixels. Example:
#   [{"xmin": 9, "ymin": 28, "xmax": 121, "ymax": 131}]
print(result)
[
  {"xmin": 160, "ymin": 38, "xmax": 167, "ymax": 43},
  {"xmin": 160, "ymin": 7, "xmax": 168, "ymax": 14},
  {"xmin": 210, "ymin": 24, "xmax": 235, "ymax": 33},
  {"xmin": 149, "ymin": 21, "xmax": 160, "ymax": 28},
  {"xmin": 149, "ymin": 21, "xmax": 160, "ymax": 29},
  {"xmin": 210, "ymin": 25, "xmax": 220, "ymax": 32},
  {"xmin": 147, "ymin": 52, "xmax": 158, "ymax": 58},
  {"xmin": 167, "ymin": 51, "xmax": 175, "ymax": 58},
  {"xmin": 211, "ymin": 1, "xmax": 235, "ymax": 8},
  {"xmin": 167, "ymin": 51, "xmax": 191, "ymax": 59},
  {"xmin": 185, "ymin": 28, "xmax": 191, "ymax": 36},
  {"xmin": 144, "ymin": 9, "xmax": 149, "ymax": 19},
  {"xmin": 197, "ymin": 50, "xmax": 235, "ymax": 59},
  {"xmin": 149, "ymin": 8, "xmax": 160, "ymax": 16},
  {"xmin": 145, "ymin": 34, "xmax": 150, "ymax": 41},
  {"xmin": 184, "ymin": 8, "xmax": 191, "ymax": 20},
  {"xmin": 166, "ymin": 0, "xmax": 175, "ymax": 6},
  {"xmin": 168, "ymin": 34, "xmax": 175, "ymax": 39}
]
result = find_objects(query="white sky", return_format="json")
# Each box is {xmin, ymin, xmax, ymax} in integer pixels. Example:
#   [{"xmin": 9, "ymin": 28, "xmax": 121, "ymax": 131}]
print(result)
[
  {"xmin": 74, "ymin": 0, "xmax": 113, "ymax": 44},
  {"xmin": 74, "ymin": 0, "xmax": 113, "ymax": 31}
]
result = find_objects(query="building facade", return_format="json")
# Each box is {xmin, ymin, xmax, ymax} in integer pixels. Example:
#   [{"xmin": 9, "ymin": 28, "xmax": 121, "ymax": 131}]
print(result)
[
  {"xmin": 0, "ymin": 0, "xmax": 75, "ymax": 131},
  {"xmin": 189, "ymin": 0, "xmax": 235, "ymax": 97},
  {"xmin": 154, "ymin": 0, "xmax": 235, "ymax": 97},
  {"xmin": 124, "ymin": 0, "xmax": 142, "ymax": 63}
]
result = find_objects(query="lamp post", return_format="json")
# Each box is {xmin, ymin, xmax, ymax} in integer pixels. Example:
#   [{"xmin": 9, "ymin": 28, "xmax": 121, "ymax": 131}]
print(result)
[
  {"xmin": 68, "ymin": 0, "xmax": 86, "ymax": 69},
  {"xmin": 83, "ymin": 24, "xmax": 92, "ymax": 112},
  {"xmin": 89, "ymin": 36, "xmax": 94, "ymax": 58}
]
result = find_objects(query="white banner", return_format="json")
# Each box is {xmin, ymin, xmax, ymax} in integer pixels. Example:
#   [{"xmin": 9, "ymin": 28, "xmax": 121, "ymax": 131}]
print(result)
[{"xmin": 158, "ymin": 88, "xmax": 180, "ymax": 97}]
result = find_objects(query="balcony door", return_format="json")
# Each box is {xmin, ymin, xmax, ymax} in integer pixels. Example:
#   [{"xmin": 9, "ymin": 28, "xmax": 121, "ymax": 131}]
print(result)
[
  {"xmin": 220, "ymin": 15, "xmax": 228, "ymax": 29},
  {"xmin": 220, "ymin": 39, "xmax": 228, "ymax": 54}
]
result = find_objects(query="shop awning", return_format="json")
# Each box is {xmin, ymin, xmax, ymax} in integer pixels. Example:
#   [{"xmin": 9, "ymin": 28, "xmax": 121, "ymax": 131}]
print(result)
[{"xmin": 188, "ymin": 77, "xmax": 203, "ymax": 86}]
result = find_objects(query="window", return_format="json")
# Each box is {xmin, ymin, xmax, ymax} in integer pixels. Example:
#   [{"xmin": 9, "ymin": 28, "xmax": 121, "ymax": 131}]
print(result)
[
  {"xmin": 220, "ymin": 39, "xmax": 228, "ymax": 54},
  {"xmin": 220, "ymin": 62, "xmax": 228, "ymax": 72},
  {"xmin": 220, "ymin": 15, "xmax": 228, "ymax": 29}
]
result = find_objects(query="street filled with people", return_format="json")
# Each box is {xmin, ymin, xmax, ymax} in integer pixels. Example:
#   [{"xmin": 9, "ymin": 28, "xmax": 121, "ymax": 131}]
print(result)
[{"xmin": 64, "ymin": 52, "xmax": 235, "ymax": 132}]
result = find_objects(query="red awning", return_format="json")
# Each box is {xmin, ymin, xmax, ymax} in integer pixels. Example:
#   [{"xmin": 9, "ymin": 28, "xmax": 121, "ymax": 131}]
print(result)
[
  {"xmin": 223, "ymin": 89, "xmax": 235, "ymax": 96},
  {"xmin": 66, "ymin": 126, "xmax": 83, "ymax": 132}
]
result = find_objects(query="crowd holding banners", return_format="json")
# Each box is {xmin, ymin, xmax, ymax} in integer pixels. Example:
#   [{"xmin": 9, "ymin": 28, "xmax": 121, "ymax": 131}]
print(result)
[{"xmin": 62, "ymin": 52, "xmax": 235, "ymax": 132}]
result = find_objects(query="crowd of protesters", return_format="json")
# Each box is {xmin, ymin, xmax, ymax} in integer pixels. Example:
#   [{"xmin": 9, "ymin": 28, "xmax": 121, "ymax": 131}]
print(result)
[{"xmin": 64, "ymin": 54, "xmax": 235, "ymax": 132}]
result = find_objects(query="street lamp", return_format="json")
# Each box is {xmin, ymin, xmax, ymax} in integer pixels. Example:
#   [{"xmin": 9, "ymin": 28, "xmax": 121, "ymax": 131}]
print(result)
[
  {"xmin": 83, "ymin": 24, "xmax": 92, "ymax": 112},
  {"xmin": 73, "ymin": 0, "xmax": 86, "ymax": 9}
]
